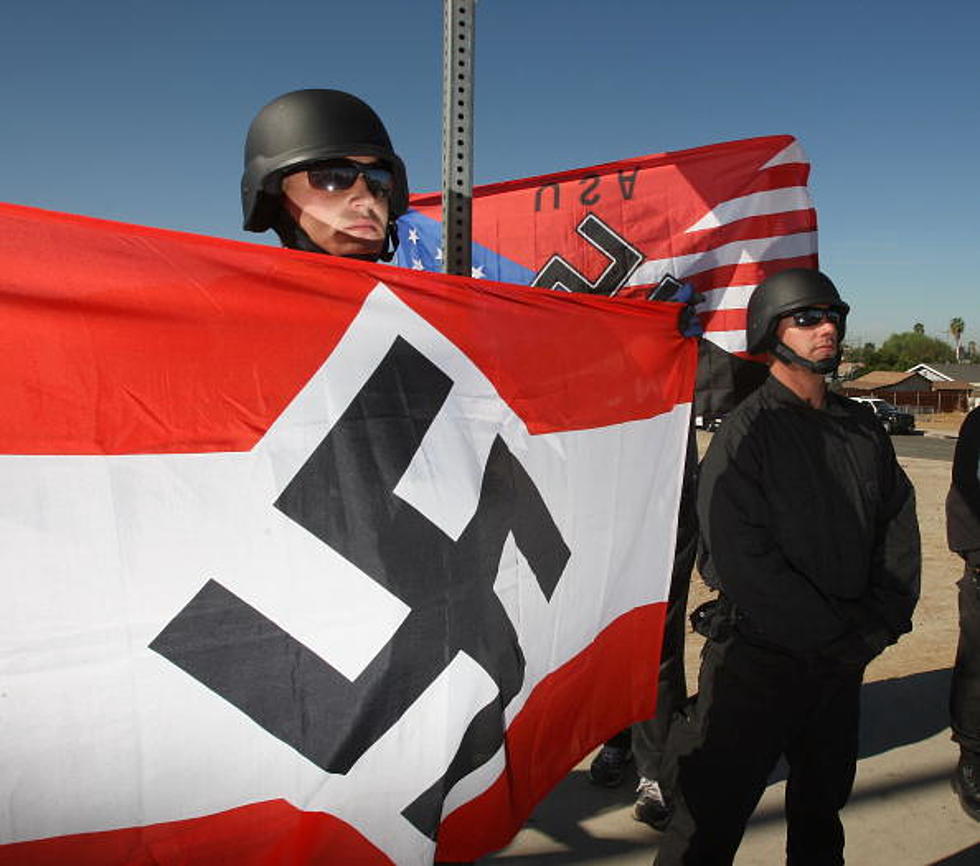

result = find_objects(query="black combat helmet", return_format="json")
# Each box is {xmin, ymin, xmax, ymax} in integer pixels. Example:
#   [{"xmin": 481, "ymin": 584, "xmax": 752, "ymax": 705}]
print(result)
[
  {"xmin": 746, "ymin": 268, "xmax": 850, "ymax": 374},
  {"xmin": 241, "ymin": 89, "xmax": 408, "ymax": 257}
]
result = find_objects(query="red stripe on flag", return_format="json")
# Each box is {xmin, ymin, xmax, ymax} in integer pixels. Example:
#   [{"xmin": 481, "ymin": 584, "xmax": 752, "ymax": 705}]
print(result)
[
  {"xmin": 0, "ymin": 203, "xmax": 696, "ymax": 454},
  {"xmin": 668, "ymin": 210, "xmax": 817, "ymax": 256},
  {"xmin": 391, "ymin": 278, "xmax": 696, "ymax": 435},
  {"xmin": 686, "ymin": 254, "xmax": 820, "ymax": 294},
  {"xmin": 409, "ymin": 134, "xmax": 800, "ymax": 209},
  {"xmin": 435, "ymin": 601, "xmax": 666, "ymax": 861},
  {"xmin": 0, "ymin": 800, "xmax": 392, "ymax": 866},
  {"xmin": 701, "ymin": 308, "xmax": 748, "ymax": 333},
  {"xmin": 452, "ymin": 205, "xmax": 814, "ymax": 280},
  {"xmin": 727, "ymin": 162, "xmax": 811, "ymax": 197}
]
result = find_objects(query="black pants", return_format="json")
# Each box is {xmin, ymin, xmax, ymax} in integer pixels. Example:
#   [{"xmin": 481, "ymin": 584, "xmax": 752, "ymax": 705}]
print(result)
[
  {"xmin": 952, "ymin": 568, "xmax": 980, "ymax": 757},
  {"xmin": 655, "ymin": 635, "xmax": 863, "ymax": 866}
]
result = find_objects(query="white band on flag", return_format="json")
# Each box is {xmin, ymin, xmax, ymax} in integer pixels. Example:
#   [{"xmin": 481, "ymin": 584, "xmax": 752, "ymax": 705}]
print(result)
[
  {"xmin": 685, "ymin": 187, "xmax": 813, "ymax": 232},
  {"xmin": 626, "ymin": 231, "xmax": 818, "ymax": 287}
]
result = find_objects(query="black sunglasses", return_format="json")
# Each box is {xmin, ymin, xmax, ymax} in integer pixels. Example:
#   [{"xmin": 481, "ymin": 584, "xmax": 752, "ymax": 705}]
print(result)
[
  {"xmin": 305, "ymin": 160, "xmax": 395, "ymax": 200},
  {"xmin": 788, "ymin": 307, "xmax": 844, "ymax": 328}
]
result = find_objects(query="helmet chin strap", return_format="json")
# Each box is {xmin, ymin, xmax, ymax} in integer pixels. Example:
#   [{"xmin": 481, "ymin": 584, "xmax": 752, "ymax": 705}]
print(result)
[
  {"xmin": 378, "ymin": 223, "xmax": 399, "ymax": 263},
  {"xmin": 772, "ymin": 340, "xmax": 841, "ymax": 375}
]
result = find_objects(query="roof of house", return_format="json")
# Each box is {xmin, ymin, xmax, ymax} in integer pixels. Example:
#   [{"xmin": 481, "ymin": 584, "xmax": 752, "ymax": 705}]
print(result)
[
  {"xmin": 908, "ymin": 363, "xmax": 980, "ymax": 383},
  {"xmin": 843, "ymin": 370, "xmax": 923, "ymax": 390},
  {"xmin": 932, "ymin": 380, "xmax": 975, "ymax": 391}
]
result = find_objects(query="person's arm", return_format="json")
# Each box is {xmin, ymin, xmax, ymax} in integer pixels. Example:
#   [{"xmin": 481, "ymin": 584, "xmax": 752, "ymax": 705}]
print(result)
[
  {"xmin": 697, "ymin": 420, "xmax": 849, "ymax": 652},
  {"xmin": 825, "ymin": 422, "xmax": 920, "ymax": 667},
  {"xmin": 860, "ymin": 452, "xmax": 921, "ymax": 649},
  {"xmin": 948, "ymin": 408, "xmax": 980, "ymax": 565}
]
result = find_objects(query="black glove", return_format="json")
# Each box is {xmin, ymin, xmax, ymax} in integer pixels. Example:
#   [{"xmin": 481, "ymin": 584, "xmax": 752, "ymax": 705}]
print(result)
[{"xmin": 648, "ymin": 275, "xmax": 704, "ymax": 338}]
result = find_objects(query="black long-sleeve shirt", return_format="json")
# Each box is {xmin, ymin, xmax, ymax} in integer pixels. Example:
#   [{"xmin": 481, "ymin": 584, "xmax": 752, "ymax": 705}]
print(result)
[
  {"xmin": 948, "ymin": 406, "xmax": 980, "ymax": 568},
  {"xmin": 697, "ymin": 376, "xmax": 920, "ymax": 656}
]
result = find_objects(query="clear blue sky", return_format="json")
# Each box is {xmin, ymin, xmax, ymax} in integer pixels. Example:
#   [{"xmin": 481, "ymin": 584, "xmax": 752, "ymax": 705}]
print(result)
[{"xmin": 2, "ymin": 0, "xmax": 977, "ymax": 348}]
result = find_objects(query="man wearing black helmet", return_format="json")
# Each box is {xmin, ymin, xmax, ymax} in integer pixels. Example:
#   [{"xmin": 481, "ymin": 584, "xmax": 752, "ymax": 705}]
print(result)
[
  {"xmin": 655, "ymin": 268, "xmax": 920, "ymax": 865},
  {"xmin": 242, "ymin": 88, "xmax": 408, "ymax": 262}
]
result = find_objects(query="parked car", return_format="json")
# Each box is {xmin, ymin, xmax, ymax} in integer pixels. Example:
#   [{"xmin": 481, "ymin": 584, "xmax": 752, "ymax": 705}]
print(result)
[
  {"xmin": 849, "ymin": 397, "xmax": 916, "ymax": 435},
  {"xmin": 695, "ymin": 414, "xmax": 725, "ymax": 432}
]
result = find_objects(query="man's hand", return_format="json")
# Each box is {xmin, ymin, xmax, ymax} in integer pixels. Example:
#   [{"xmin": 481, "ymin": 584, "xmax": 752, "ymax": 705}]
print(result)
[
  {"xmin": 648, "ymin": 275, "xmax": 704, "ymax": 338},
  {"xmin": 819, "ymin": 631, "xmax": 881, "ymax": 668}
]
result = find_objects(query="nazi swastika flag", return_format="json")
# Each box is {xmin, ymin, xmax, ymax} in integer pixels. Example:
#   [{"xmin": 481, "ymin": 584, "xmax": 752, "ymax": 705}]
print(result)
[
  {"xmin": 0, "ymin": 202, "xmax": 696, "ymax": 865},
  {"xmin": 395, "ymin": 134, "xmax": 817, "ymax": 416}
]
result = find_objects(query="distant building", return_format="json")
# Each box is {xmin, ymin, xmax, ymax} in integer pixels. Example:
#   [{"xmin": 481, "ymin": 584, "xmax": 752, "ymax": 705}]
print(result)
[
  {"xmin": 842, "ymin": 370, "xmax": 933, "ymax": 392},
  {"xmin": 906, "ymin": 363, "xmax": 980, "ymax": 409},
  {"xmin": 932, "ymin": 380, "xmax": 976, "ymax": 410},
  {"xmin": 843, "ymin": 369, "xmax": 972, "ymax": 413}
]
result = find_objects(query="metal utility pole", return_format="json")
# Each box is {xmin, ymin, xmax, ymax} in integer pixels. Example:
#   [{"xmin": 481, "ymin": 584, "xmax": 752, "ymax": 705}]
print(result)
[{"xmin": 441, "ymin": 0, "xmax": 475, "ymax": 276}]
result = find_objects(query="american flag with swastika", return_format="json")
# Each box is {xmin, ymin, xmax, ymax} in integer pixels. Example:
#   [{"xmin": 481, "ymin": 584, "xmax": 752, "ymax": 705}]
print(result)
[{"xmin": 394, "ymin": 134, "xmax": 817, "ymax": 414}]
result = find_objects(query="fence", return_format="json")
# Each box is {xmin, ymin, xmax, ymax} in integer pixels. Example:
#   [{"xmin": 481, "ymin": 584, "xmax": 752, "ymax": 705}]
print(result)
[{"xmin": 843, "ymin": 388, "xmax": 971, "ymax": 414}]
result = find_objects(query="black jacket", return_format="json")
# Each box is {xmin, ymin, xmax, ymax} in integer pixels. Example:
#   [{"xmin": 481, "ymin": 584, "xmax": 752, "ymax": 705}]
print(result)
[
  {"xmin": 697, "ymin": 376, "xmax": 920, "ymax": 658},
  {"xmin": 948, "ymin": 406, "xmax": 980, "ymax": 569}
]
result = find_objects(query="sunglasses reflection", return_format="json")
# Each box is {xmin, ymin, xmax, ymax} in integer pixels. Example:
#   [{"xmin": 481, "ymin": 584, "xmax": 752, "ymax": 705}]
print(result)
[{"xmin": 306, "ymin": 160, "xmax": 395, "ymax": 199}]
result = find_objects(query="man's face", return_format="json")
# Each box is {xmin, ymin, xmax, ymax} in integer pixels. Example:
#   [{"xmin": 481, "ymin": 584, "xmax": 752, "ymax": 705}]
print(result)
[
  {"xmin": 281, "ymin": 155, "xmax": 391, "ymax": 258},
  {"xmin": 775, "ymin": 305, "xmax": 841, "ymax": 366}
]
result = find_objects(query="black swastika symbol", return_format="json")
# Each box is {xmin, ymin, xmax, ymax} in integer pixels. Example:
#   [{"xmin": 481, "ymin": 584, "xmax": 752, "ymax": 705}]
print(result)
[
  {"xmin": 530, "ymin": 213, "xmax": 643, "ymax": 295},
  {"xmin": 151, "ymin": 336, "xmax": 570, "ymax": 837}
]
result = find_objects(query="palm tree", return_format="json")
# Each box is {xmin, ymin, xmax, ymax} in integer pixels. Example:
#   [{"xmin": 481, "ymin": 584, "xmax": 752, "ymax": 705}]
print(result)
[
  {"xmin": 913, "ymin": 322, "xmax": 925, "ymax": 335},
  {"xmin": 950, "ymin": 317, "xmax": 965, "ymax": 361}
]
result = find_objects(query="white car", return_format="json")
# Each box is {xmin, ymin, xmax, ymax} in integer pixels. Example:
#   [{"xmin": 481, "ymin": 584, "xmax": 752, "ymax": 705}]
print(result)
[{"xmin": 849, "ymin": 397, "xmax": 916, "ymax": 435}]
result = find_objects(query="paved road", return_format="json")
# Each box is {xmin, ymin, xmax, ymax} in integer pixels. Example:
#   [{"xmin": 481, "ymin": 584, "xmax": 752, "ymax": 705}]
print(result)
[{"xmin": 892, "ymin": 432, "xmax": 956, "ymax": 462}]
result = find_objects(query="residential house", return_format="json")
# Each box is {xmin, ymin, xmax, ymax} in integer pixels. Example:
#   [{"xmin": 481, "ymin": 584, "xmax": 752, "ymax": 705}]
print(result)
[
  {"xmin": 841, "ymin": 369, "xmax": 969, "ymax": 412},
  {"xmin": 907, "ymin": 363, "xmax": 980, "ymax": 409}
]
